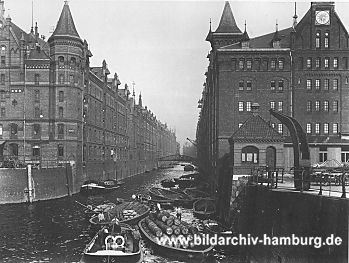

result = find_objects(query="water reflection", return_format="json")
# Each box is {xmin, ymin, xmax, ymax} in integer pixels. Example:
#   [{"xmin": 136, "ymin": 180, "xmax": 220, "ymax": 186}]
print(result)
[{"xmin": 0, "ymin": 166, "xmax": 243, "ymax": 263}]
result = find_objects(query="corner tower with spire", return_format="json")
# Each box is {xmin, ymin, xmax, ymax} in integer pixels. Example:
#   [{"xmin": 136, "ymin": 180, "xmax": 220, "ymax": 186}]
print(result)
[
  {"xmin": 48, "ymin": 1, "xmax": 84, "ymax": 147},
  {"xmin": 206, "ymin": 1, "xmax": 243, "ymax": 50}
]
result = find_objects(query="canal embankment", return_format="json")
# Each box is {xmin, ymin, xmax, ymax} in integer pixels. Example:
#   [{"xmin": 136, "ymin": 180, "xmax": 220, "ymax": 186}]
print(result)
[{"xmin": 233, "ymin": 184, "xmax": 348, "ymax": 263}]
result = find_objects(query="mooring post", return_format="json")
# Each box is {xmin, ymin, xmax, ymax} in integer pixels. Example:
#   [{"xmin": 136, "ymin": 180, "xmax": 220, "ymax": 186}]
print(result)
[
  {"xmin": 27, "ymin": 164, "xmax": 33, "ymax": 203},
  {"xmin": 341, "ymin": 173, "xmax": 346, "ymax": 198},
  {"xmin": 318, "ymin": 173, "xmax": 322, "ymax": 196}
]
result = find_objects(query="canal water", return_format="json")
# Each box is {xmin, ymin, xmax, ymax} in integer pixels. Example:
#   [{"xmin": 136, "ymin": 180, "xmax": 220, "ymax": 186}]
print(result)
[{"xmin": 0, "ymin": 165, "xmax": 245, "ymax": 263}]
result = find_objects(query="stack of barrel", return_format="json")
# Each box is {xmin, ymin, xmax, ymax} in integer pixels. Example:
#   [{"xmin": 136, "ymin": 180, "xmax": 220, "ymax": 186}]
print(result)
[{"xmin": 144, "ymin": 211, "xmax": 200, "ymax": 248}]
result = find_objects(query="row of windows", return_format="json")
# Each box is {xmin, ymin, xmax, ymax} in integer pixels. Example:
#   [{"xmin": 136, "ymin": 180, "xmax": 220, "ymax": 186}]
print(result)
[
  {"xmin": 238, "ymin": 122, "xmax": 284, "ymax": 134},
  {"xmin": 58, "ymin": 56, "xmax": 78, "ymax": 69},
  {"xmin": 237, "ymin": 58, "xmax": 285, "ymax": 71},
  {"xmin": 33, "ymin": 90, "xmax": 65, "ymax": 102},
  {"xmin": 305, "ymin": 79, "xmax": 340, "ymax": 91},
  {"xmin": 306, "ymin": 123, "xmax": 338, "ymax": 134},
  {"xmin": 301, "ymin": 57, "xmax": 348, "ymax": 70},
  {"xmin": 0, "ymin": 123, "xmax": 66, "ymax": 139},
  {"xmin": 306, "ymin": 100, "xmax": 338, "ymax": 112},
  {"xmin": 238, "ymin": 121, "xmax": 339, "ymax": 135},
  {"xmin": 4, "ymin": 142, "xmax": 65, "ymax": 158},
  {"xmin": 321, "ymin": 151, "xmax": 349, "ymax": 163},
  {"xmin": 0, "ymin": 72, "xmax": 80, "ymax": 85},
  {"xmin": 238, "ymin": 101, "xmax": 285, "ymax": 112},
  {"xmin": 239, "ymin": 80, "xmax": 284, "ymax": 91},
  {"xmin": 58, "ymin": 74, "xmax": 79, "ymax": 85}
]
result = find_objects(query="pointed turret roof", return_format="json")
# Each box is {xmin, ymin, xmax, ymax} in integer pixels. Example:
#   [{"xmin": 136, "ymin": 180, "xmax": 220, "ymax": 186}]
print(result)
[
  {"xmin": 241, "ymin": 22, "xmax": 250, "ymax": 42},
  {"xmin": 50, "ymin": 2, "xmax": 80, "ymax": 40},
  {"xmin": 138, "ymin": 93, "xmax": 143, "ymax": 108},
  {"xmin": 205, "ymin": 19, "xmax": 212, "ymax": 41},
  {"xmin": 272, "ymin": 22, "xmax": 281, "ymax": 42},
  {"xmin": 215, "ymin": 1, "xmax": 242, "ymax": 34}
]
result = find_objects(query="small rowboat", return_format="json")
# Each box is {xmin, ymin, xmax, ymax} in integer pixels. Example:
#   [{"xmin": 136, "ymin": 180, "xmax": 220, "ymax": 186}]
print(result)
[
  {"xmin": 187, "ymin": 182, "xmax": 210, "ymax": 192},
  {"xmin": 84, "ymin": 202, "xmax": 117, "ymax": 215},
  {"xmin": 139, "ymin": 218, "xmax": 213, "ymax": 262},
  {"xmin": 184, "ymin": 164, "xmax": 195, "ymax": 171},
  {"xmin": 80, "ymin": 179, "xmax": 122, "ymax": 196},
  {"xmin": 148, "ymin": 187, "xmax": 193, "ymax": 207},
  {"xmin": 184, "ymin": 189, "xmax": 211, "ymax": 200},
  {"xmin": 193, "ymin": 199, "xmax": 216, "ymax": 220},
  {"xmin": 81, "ymin": 223, "xmax": 143, "ymax": 263},
  {"xmin": 160, "ymin": 178, "xmax": 177, "ymax": 188},
  {"xmin": 90, "ymin": 201, "xmax": 150, "ymax": 226},
  {"xmin": 203, "ymin": 220, "xmax": 237, "ymax": 253}
]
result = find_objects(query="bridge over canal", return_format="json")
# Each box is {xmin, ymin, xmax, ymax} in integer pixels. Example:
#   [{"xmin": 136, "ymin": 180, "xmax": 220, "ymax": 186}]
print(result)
[{"xmin": 157, "ymin": 154, "xmax": 197, "ymax": 167}]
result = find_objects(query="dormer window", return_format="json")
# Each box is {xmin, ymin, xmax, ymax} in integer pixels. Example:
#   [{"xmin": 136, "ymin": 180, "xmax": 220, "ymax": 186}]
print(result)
[
  {"xmin": 241, "ymin": 41, "xmax": 249, "ymax": 49},
  {"xmin": 273, "ymin": 40, "xmax": 280, "ymax": 48}
]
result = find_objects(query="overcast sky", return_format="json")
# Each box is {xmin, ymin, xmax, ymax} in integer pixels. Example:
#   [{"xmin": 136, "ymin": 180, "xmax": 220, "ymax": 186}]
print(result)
[{"xmin": 5, "ymin": 0, "xmax": 349, "ymax": 146}]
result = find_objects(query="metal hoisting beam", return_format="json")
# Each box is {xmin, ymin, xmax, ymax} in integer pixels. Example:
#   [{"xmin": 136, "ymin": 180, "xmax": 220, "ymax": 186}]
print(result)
[{"xmin": 269, "ymin": 109, "xmax": 311, "ymax": 190}]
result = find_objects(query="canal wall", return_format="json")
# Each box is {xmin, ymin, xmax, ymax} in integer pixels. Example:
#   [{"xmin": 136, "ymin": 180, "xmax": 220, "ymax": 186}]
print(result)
[
  {"xmin": 235, "ymin": 185, "xmax": 348, "ymax": 263},
  {"xmin": 0, "ymin": 166, "xmax": 73, "ymax": 204},
  {"xmin": 0, "ymin": 158, "xmax": 158, "ymax": 204}
]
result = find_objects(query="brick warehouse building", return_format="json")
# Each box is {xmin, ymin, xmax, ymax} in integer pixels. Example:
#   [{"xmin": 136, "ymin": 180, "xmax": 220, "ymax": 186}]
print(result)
[
  {"xmin": 197, "ymin": 2, "xmax": 349, "ymax": 182},
  {"xmin": 0, "ymin": 1, "xmax": 177, "ymax": 187}
]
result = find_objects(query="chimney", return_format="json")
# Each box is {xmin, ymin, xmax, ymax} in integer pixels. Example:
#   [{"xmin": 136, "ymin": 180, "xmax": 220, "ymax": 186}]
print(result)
[{"xmin": 251, "ymin": 103, "xmax": 260, "ymax": 116}]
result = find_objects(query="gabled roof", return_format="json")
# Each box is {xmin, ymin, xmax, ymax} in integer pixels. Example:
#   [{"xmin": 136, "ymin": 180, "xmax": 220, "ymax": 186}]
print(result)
[
  {"xmin": 231, "ymin": 114, "xmax": 283, "ymax": 142},
  {"xmin": 220, "ymin": 27, "xmax": 292, "ymax": 50},
  {"xmin": 9, "ymin": 22, "xmax": 48, "ymax": 51},
  {"xmin": 50, "ymin": 2, "xmax": 80, "ymax": 40},
  {"xmin": 90, "ymin": 67, "xmax": 110, "ymax": 78},
  {"xmin": 215, "ymin": 1, "xmax": 242, "ymax": 34},
  {"xmin": 27, "ymin": 46, "xmax": 50, "ymax": 60}
]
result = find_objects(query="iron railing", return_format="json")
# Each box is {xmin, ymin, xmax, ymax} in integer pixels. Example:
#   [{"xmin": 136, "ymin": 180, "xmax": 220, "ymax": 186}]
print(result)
[{"xmin": 248, "ymin": 166, "xmax": 348, "ymax": 198}]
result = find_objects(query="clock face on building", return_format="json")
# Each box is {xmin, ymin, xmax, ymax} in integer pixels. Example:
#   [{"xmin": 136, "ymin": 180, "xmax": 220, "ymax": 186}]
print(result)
[{"xmin": 315, "ymin": 10, "xmax": 330, "ymax": 25}]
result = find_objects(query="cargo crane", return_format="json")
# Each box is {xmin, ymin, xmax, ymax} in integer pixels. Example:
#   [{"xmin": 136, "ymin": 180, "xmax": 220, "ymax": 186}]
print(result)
[
  {"xmin": 269, "ymin": 109, "xmax": 311, "ymax": 191},
  {"xmin": 186, "ymin": 138, "xmax": 197, "ymax": 147}
]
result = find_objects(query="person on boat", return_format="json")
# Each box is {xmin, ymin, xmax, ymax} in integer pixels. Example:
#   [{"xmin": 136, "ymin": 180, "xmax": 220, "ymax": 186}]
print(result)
[
  {"xmin": 156, "ymin": 203, "xmax": 161, "ymax": 213},
  {"xmin": 112, "ymin": 217, "xmax": 121, "ymax": 233},
  {"xmin": 149, "ymin": 202, "xmax": 155, "ymax": 212},
  {"xmin": 98, "ymin": 212, "xmax": 105, "ymax": 222},
  {"xmin": 175, "ymin": 206, "xmax": 182, "ymax": 221},
  {"xmin": 98, "ymin": 228, "xmax": 109, "ymax": 249}
]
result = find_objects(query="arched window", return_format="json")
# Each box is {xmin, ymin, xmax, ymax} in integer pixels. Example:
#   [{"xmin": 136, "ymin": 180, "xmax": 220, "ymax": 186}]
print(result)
[
  {"xmin": 70, "ymin": 57, "xmax": 76, "ymax": 69},
  {"xmin": 241, "ymin": 146, "xmax": 259, "ymax": 164},
  {"xmin": 315, "ymin": 32, "xmax": 321, "ymax": 48},
  {"xmin": 58, "ymin": 56, "xmax": 64, "ymax": 67}
]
